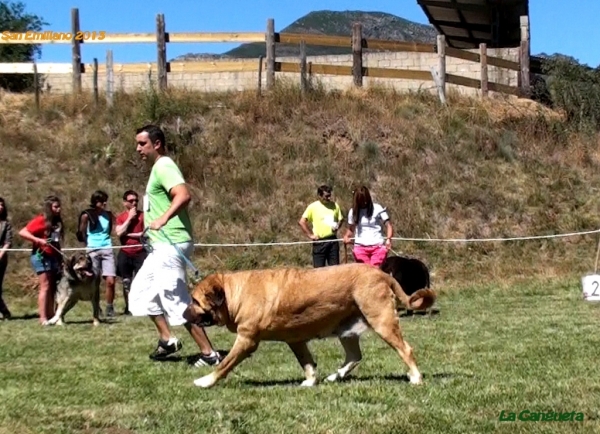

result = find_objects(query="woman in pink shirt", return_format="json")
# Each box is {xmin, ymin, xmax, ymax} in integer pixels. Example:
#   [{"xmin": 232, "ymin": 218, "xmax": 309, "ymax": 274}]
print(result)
[{"xmin": 343, "ymin": 186, "xmax": 393, "ymax": 267}]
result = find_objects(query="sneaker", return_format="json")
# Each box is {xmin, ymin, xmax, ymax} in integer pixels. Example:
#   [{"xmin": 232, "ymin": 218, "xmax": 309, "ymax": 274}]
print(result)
[
  {"xmin": 149, "ymin": 338, "xmax": 183, "ymax": 361},
  {"xmin": 189, "ymin": 350, "xmax": 228, "ymax": 367}
]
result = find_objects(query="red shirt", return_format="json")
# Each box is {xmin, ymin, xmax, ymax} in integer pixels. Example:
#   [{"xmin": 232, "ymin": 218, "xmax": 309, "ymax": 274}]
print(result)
[
  {"xmin": 116, "ymin": 210, "xmax": 145, "ymax": 256},
  {"xmin": 25, "ymin": 214, "xmax": 61, "ymax": 257}
]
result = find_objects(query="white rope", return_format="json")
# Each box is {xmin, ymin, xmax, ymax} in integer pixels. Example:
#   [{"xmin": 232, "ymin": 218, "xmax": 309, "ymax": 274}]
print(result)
[{"xmin": 2, "ymin": 227, "xmax": 600, "ymax": 252}]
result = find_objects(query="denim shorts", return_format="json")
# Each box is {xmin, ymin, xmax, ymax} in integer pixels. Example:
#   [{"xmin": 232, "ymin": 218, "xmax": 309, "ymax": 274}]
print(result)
[{"xmin": 30, "ymin": 253, "xmax": 60, "ymax": 275}]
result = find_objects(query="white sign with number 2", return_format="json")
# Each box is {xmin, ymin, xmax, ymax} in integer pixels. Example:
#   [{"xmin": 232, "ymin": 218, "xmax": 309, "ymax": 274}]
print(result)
[{"xmin": 582, "ymin": 274, "xmax": 600, "ymax": 301}]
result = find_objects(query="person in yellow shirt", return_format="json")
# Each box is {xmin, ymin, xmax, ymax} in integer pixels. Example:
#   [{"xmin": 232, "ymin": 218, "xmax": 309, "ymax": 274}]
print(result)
[{"xmin": 298, "ymin": 185, "xmax": 344, "ymax": 267}]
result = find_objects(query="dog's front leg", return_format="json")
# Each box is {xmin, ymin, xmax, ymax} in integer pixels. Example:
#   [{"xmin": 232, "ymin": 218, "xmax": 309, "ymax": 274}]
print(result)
[
  {"xmin": 288, "ymin": 341, "xmax": 318, "ymax": 387},
  {"xmin": 193, "ymin": 334, "xmax": 258, "ymax": 388},
  {"xmin": 47, "ymin": 294, "xmax": 73, "ymax": 326}
]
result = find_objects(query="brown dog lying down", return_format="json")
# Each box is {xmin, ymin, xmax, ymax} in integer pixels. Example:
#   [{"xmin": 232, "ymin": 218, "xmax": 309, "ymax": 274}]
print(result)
[{"xmin": 182, "ymin": 263, "xmax": 436, "ymax": 388}]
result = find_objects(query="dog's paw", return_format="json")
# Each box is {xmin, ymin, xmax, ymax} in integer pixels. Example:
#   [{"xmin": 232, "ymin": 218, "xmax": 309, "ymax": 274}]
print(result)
[
  {"xmin": 325, "ymin": 372, "xmax": 341, "ymax": 383},
  {"xmin": 300, "ymin": 378, "xmax": 317, "ymax": 387},
  {"xmin": 409, "ymin": 372, "xmax": 423, "ymax": 385},
  {"xmin": 193, "ymin": 373, "xmax": 217, "ymax": 388}
]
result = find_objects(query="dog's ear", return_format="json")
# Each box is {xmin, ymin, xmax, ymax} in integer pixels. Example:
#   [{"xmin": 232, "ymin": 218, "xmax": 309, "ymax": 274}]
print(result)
[{"xmin": 206, "ymin": 284, "xmax": 225, "ymax": 308}]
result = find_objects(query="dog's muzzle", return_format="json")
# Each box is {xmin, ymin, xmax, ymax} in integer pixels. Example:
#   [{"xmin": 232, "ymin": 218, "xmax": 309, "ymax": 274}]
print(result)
[
  {"xmin": 183, "ymin": 305, "xmax": 216, "ymax": 327},
  {"xmin": 195, "ymin": 313, "xmax": 216, "ymax": 327}
]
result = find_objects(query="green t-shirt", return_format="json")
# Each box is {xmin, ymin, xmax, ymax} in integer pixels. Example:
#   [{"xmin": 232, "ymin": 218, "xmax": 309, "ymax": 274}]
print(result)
[{"xmin": 143, "ymin": 156, "xmax": 194, "ymax": 245}]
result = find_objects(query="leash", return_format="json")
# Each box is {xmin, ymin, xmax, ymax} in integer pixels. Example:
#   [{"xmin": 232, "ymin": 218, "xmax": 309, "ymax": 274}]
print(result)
[
  {"xmin": 38, "ymin": 239, "xmax": 67, "ymax": 259},
  {"xmin": 142, "ymin": 227, "xmax": 202, "ymax": 283}
]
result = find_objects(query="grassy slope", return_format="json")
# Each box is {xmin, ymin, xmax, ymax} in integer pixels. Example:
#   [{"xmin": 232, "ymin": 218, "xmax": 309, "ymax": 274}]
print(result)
[
  {"xmin": 0, "ymin": 81, "xmax": 600, "ymax": 296},
  {"xmin": 1, "ymin": 279, "xmax": 599, "ymax": 433}
]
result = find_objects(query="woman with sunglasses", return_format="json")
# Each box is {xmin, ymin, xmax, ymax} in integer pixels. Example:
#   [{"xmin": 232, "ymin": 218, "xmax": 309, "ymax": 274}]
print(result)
[{"xmin": 115, "ymin": 190, "xmax": 147, "ymax": 315}]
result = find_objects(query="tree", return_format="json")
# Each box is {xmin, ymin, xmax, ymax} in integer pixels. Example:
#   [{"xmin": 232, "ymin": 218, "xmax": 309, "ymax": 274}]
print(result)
[{"xmin": 0, "ymin": 1, "xmax": 47, "ymax": 92}]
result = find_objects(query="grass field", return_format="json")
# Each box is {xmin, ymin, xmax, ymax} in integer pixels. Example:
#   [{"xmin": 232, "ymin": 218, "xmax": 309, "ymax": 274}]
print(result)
[{"xmin": 1, "ymin": 276, "xmax": 599, "ymax": 434}]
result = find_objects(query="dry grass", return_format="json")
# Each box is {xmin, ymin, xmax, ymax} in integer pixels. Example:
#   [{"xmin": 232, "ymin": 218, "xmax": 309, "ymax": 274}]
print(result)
[{"xmin": 1, "ymin": 80, "xmax": 599, "ymax": 295}]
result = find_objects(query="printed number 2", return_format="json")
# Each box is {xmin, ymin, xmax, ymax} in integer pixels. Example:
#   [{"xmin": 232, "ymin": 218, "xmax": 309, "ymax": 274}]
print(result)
[{"xmin": 591, "ymin": 280, "xmax": 600, "ymax": 296}]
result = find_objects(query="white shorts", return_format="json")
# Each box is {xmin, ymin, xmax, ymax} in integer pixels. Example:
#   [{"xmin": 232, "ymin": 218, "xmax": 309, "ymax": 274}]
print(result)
[{"xmin": 129, "ymin": 241, "xmax": 194, "ymax": 326}]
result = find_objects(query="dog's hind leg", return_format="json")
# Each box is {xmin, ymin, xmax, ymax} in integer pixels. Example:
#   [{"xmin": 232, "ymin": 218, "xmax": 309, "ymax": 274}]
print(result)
[
  {"xmin": 193, "ymin": 334, "xmax": 259, "ymax": 388},
  {"xmin": 288, "ymin": 341, "xmax": 318, "ymax": 387},
  {"xmin": 356, "ymin": 286, "xmax": 422, "ymax": 385},
  {"xmin": 325, "ymin": 336, "xmax": 362, "ymax": 383}
]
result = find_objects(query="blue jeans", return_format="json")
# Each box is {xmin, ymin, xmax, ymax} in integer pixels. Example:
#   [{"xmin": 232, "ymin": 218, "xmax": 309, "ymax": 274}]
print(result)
[{"xmin": 30, "ymin": 253, "xmax": 60, "ymax": 275}]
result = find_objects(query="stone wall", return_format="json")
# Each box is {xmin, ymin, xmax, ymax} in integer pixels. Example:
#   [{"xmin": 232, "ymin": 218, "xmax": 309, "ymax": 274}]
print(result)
[{"xmin": 42, "ymin": 47, "xmax": 520, "ymax": 97}]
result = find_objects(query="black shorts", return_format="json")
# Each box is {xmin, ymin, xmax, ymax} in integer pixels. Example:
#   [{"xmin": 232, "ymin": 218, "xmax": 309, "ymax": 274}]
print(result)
[{"xmin": 116, "ymin": 249, "xmax": 148, "ymax": 280}]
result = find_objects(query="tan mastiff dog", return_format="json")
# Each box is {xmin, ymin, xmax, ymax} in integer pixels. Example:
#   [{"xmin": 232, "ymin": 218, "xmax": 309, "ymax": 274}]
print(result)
[{"xmin": 182, "ymin": 262, "xmax": 436, "ymax": 388}]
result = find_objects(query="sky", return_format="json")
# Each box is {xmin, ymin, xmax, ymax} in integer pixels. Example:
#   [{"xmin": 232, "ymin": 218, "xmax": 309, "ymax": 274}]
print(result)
[{"xmin": 14, "ymin": 0, "xmax": 600, "ymax": 67}]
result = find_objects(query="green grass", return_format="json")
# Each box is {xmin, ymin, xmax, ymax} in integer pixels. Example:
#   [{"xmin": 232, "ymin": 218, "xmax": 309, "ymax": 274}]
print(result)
[{"xmin": 1, "ymin": 277, "xmax": 599, "ymax": 433}]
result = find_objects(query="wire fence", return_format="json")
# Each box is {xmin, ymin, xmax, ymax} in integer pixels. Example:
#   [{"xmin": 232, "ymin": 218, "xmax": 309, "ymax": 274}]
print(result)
[{"xmin": 3, "ymin": 227, "xmax": 599, "ymax": 253}]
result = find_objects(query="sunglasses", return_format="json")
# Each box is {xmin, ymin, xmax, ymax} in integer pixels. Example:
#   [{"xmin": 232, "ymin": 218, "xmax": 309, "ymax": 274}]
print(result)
[{"xmin": 126, "ymin": 199, "xmax": 138, "ymax": 204}]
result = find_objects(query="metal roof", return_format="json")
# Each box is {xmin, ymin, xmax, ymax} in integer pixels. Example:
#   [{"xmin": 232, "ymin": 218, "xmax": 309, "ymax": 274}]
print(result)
[{"xmin": 417, "ymin": 0, "xmax": 528, "ymax": 49}]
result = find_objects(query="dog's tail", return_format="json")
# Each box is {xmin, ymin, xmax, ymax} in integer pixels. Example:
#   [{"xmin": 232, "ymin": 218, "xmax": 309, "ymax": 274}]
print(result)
[{"xmin": 387, "ymin": 274, "xmax": 436, "ymax": 311}]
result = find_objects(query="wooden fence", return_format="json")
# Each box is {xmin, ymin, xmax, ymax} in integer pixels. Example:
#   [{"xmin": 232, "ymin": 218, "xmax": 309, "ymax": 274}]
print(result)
[{"xmin": 0, "ymin": 8, "xmax": 541, "ymax": 104}]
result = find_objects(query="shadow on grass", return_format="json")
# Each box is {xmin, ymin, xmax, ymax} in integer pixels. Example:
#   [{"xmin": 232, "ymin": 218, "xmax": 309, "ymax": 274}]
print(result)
[
  {"xmin": 5, "ymin": 313, "xmax": 39, "ymax": 321},
  {"xmin": 241, "ymin": 372, "xmax": 471, "ymax": 388},
  {"xmin": 58, "ymin": 318, "xmax": 120, "ymax": 325},
  {"xmin": 6, "ymin": 313, "xmax": 124, "ymax": 324},
  {"xmin": 399, "ymin": 308, "xmax": 441, "ymax": 318}
]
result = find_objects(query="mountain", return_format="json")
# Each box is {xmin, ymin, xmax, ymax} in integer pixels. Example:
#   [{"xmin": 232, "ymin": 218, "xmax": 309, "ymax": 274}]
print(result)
[{"xmin": 171, "ymin": 10, "xmax": 438, "ymax": 61}]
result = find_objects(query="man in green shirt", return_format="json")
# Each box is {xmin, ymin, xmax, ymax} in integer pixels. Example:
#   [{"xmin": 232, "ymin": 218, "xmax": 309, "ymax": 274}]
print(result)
[{"xmin": 129, "ymin": 124, "xmax": 226, "ymax": 367}]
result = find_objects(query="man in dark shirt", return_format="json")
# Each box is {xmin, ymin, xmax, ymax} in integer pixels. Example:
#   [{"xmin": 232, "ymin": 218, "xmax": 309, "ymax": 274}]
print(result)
[{"xmin": 115, "ymin": 190, "xmax": 147, "ymax": 315}]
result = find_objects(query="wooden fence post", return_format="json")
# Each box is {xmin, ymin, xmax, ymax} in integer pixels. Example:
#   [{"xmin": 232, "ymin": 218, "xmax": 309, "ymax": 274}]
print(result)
[
  {"xmin": 352, "ymin": 23, "xmax": 363, "ymax": 87},
  {"xmin": 33, "ymin": 61, "xmax": 40, "ymax": 112},
  {"xmin": 519, "ymin": 15, "xmax": 530, "ymax": 97},
  {"xmin": 265, "ymin": 18, "xmax": 275, "ymax": 89},
  {"xmin": 92, "ymin": 58, "xmax": 99, "ymax": 106},
  {"xmin": 71, "ymin": 8, "xmax": 82, "ymax": 94},
  {"xmin": 106, "ymin": 50, "xmax": 114, "ymax": 107},
  {"xmin": 436, "ymin": 34, "xmax": 446, "ymax": 99},
  {"xmin": 300, "ymin": 40, "xmax": 308, "ymax": 93},
  {"xmin": 156, "ymin": 13, "xmax": 168, "ymax": 92},
  {"xmin": 480, "ymin": 43, "xmax": 488, "ymax": 98}
]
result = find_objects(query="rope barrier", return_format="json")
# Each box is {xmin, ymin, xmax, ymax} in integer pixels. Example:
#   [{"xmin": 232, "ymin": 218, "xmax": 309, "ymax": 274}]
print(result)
[{"xmin": 2, "ymin": 227, "xmax": 599, "ymax": 253}]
